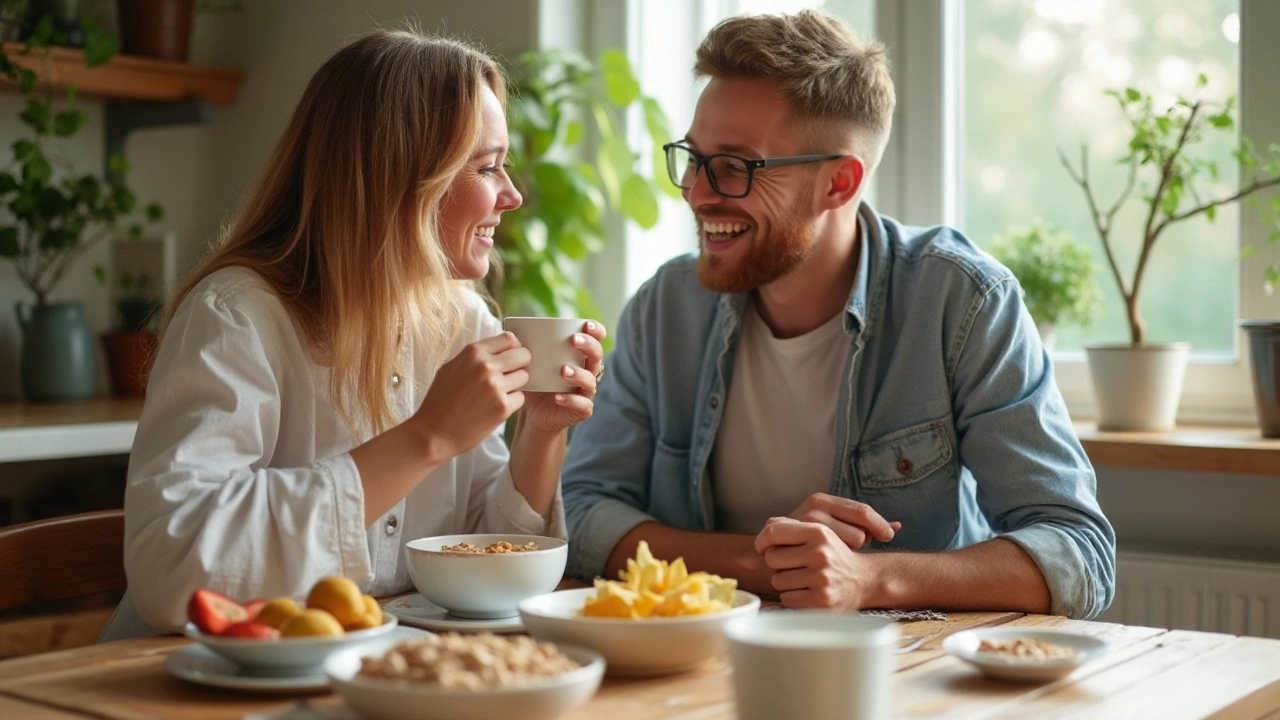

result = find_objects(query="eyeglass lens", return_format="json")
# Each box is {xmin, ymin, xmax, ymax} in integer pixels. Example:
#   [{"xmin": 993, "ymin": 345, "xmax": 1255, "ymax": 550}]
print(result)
[{"xmin": 667, "ymin": 145, "xmax": 751, "ymax": 197}]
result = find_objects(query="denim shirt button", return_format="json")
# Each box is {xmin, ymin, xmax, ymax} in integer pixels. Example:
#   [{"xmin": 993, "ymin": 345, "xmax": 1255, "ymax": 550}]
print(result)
[
  {"xmin": 896, "ymin": 457, "xmax": 913, "ymax": 475},
  {"xmin": 710, "ymin": 396, "xmax": 719, "ymax": 409}
]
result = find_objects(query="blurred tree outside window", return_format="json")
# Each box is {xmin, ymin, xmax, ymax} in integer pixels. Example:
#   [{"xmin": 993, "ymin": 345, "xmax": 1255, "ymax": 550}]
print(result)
[{"xmin": 961, "ymin": 0, "xmax": 1241, "ymax": 354}]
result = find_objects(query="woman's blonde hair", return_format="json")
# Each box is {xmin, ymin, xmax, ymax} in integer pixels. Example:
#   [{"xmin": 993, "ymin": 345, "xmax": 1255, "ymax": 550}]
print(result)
[
  {"xmin": 694, "ymin": 10, "xmax": 895, "ymax": 173},
  {"xmin": 167, "ymin": 28, "xmax": 505, "ymax": 435}
]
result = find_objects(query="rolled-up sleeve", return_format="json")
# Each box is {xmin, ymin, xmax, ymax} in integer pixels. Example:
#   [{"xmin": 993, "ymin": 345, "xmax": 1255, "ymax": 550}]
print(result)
[
  {"xmin": 124, "ymin": 287, "xmax": 371, "ymax": 631},
  {"xmin": 950, "ymin": 277, "xmax": 1116, "ymax": 620}
]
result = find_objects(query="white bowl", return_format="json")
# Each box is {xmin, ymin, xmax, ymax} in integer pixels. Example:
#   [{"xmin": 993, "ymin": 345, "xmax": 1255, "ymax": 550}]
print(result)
[
  {"xmin": 942, "ymin": 627, "xmax": 1111, "ymax": 683},
  {"xmin": 404, "ymin": 534, "xmax": 567, "ymax": 620},
  {"xmin": 518, "ymin": 587, "xmax": 761, "ymax": 676},
  {"xmin": 183, "ymin": 614, "xmax": 398, "ymax": 672},
  {"xmin": 324, "ymin": 635, "xmax": 605, "ymax": 720}
]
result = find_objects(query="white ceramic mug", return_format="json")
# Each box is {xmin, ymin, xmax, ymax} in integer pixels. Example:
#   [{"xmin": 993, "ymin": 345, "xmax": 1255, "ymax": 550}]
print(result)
[
  {"xmin": 502, "ymin": 316, "xmax": 588, "ymax": 392},
  {"xmin": 725, "ymin": 612, "xmax": 899, "ymax": 720}
]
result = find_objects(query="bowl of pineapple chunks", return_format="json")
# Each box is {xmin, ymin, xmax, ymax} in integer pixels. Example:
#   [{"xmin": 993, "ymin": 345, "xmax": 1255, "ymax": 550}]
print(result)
[{"xmin": 518, "ymin": 542, "xmax": 759, "ymax": 676}]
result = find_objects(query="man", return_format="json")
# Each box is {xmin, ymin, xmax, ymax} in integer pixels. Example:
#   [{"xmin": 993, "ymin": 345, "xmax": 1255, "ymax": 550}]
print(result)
[{"xmin": 561, "ymin": 10, "xmax": 1114, "ymax": 619}]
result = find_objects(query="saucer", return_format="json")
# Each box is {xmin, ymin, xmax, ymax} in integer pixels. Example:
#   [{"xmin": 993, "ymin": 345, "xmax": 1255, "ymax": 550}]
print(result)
[
  {"xmin": 165, "ymin": 626, "xmax": 431, "ymax": 693},
  {"xmin": 383, "ymin": 594, "xmax": 525, "ymax": 633}
]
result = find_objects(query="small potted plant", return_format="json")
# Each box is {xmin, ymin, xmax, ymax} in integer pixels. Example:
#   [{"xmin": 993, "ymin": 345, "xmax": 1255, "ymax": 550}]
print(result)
[
  {"xmin": 1061, "ymin": 77, "xmax": 1280, "ymax": 431},
  {"xmin": 97, "ymin": 271, "xmax": 161, "ymax": 397},
  {"xmin": 989, "ymin": 220, "xmax": 1100, "ymax": 351}
]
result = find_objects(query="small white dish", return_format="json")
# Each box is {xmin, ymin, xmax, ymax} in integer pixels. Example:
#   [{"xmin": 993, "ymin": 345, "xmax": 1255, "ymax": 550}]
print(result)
[
  {"xmin": 519, "ymin": 587, "xmax": 761, "ymax": 677},
  {"xmin": 384, "ymin": 593, "xmax": 524, "ymax": 634},
  {"xmin": 942, "ymin": 627, "xmax": 1111, "ymax": 683},
  {"xmin": 165, "ymin": 626, "xmax": 430, "ymax": 693},
  {"xmin": 325, "ymin": 635, "xmax": 605, "ymax": 720},
  {"xmin": 404, "ymin": 534, "xmax": 567, "ymax": 619},
  {"xmin": 184, "ymin": 613, "xmax": 398, "ymax": 672}
]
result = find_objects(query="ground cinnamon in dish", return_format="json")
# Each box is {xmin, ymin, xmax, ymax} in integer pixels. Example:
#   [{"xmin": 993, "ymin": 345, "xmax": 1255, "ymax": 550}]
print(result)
[
  {"xmin": 357, "ymin": 632, "xmax": 578, "ymax": 689},
  {"xmin": 440, "ymin": 540, "xmax": 539, "ymax": 554},
  {"xmin": 977, "ymin": 637, "xmax": 1077, "ymax": 659}
]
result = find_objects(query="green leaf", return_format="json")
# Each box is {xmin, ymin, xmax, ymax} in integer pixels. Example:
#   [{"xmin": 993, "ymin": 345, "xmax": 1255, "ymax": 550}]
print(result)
[
  {"xmin": 92, "ymin": 264, "xmax": 107, "ymax": 285},
  {"xmin": 1124, "ymin": 87, "xmax": 1142, "ymax": 102},
  {"xmin": 1208, "ymin": 113, "xmax": 1233, "ymax": 129},
  {"xmin": 12, "ymin": 139, "xmax": 36, "ymax": 161},
  {"xmin": 29, "ymin": 16, "xmax": 54, "ymax": 47},
  {"xmin": 524, "ymin": 216, "xmax": 548, "ymax": 252},
  {"xmin": 146, "ymin": 203, "xmax": 165, "ymax": 221},
  {"xmin": 598, "ymin": 136, "xmax": 635, "ymax": 205},
  {"xmin": 1197, "ymin": 73, "xmax": 1208, "ymax": 87},
  {"xmin": 599, "ymin": 49, "xmax": 640, "ymax": 107},
  {"xmin": 20, "ymin": 99, "xmax": 51, "ymax": 135},
  {"xmin": 0, "ymin": 227, "xmax": 18, "ymax": 257},
  {"xmin": 107, "ymin": 153, "xmax": 128, "ymax": 177},
  {"xmin": 81, "ymin": 17, "xmax": 118, "ymax": 66},
  {"xmin": 563, "ymin": 119, "xmax": 584, "ymax": 147},
  {"xmin": 17, "ymin": 68, "xmax": 36, "ymax": 94},
  {"xmin": 0, "ymin": 173, "xmax": 17, "ymax": 194},
  {"xmin": 52, "ymin": 109, "xmax": 86, "ymax": 137},
  {"xmin": 1206, "ymin": 204, "xmax": 1217, "ymax": 222},
  {"xmin": 22, "ymin": 153, "xmax": 51, "ymax": 184},
  {"xmin": 620, "ymin": 174, "xmax": 659, "ymax": 228}
]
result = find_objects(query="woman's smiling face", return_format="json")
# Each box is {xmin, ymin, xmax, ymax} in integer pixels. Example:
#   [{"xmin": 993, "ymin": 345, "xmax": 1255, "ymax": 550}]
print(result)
[{"xmin": 437, "ymin": 84, "xmax": 523, "ymax": 280}]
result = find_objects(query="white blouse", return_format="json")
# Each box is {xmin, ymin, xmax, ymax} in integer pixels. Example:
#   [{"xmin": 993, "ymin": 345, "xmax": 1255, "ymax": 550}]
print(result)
[{"xmin": 106, "ymin": 267, "xmax": 564, "ymax": 635}]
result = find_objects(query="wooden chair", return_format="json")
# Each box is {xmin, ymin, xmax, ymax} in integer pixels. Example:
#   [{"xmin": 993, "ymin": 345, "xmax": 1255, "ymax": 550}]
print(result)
[{"xmin": 0, "ymin": 510, "xmax": 127, "ymax": 657}]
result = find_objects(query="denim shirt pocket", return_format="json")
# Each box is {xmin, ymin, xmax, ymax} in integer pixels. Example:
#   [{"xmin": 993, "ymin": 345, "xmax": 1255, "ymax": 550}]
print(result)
[
  {"xmin": 650, "ymin": 440, "xmax": 696, "ymax": 528},
  {"xmin": 854, "ymin": 418, "xmax": 959, "ymax": 549}
]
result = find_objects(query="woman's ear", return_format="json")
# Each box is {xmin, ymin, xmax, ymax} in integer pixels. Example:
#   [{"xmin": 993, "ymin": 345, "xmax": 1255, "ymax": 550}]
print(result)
[{"xmin": 823, "ymin": 156, "xmax": 865, "ymax": 208}]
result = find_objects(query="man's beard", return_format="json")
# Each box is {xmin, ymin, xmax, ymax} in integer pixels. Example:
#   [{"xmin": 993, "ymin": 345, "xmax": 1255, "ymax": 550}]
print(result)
[{"xmin": 696, "ymin": 196, "xmax": 816, "ymax": 294}]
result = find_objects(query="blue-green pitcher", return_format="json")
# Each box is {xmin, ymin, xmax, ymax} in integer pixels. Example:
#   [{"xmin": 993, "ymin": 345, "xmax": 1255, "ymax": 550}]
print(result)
[{"xmin": 15, "ymin": 301, "xmax": 97, "ymax": 402}]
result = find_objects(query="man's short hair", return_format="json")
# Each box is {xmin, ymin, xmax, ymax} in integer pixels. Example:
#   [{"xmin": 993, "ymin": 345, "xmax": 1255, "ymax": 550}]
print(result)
[{"xmin": 694, "ymin": 10, "xmax": 896, "ymax": 174}]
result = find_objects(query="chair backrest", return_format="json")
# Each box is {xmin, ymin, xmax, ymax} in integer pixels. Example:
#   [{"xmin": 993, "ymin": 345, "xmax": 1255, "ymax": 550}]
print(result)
[{"xmin": 0, "ymin": 510, "xmax": 126, "ymax": 614}]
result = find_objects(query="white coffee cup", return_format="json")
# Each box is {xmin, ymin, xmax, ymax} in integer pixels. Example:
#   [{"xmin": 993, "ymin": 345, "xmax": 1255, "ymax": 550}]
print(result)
[
  {"xmin": 725, "ymin": 612, "xmax": 899, "ymax": 720},
  {"xmin": 502, "ymin": 316, "xmax": 588, "ymax": 392}
]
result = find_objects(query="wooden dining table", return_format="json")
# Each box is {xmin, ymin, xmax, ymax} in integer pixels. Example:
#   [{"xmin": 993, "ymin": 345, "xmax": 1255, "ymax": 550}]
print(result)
[{"xmin": 1, "ymin": 608, "xmax": 1279, "ymax": 720}]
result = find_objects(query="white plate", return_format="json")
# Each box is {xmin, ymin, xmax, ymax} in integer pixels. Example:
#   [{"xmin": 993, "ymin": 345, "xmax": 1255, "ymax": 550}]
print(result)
[
  {"xmin": 384, "ymin": 594, "xmax": 525, "ymax": 633},
  {"xmin": 326, "ymin": 636, "xmax": 605, "ymax": 720},
  {"xmin": 519, "ymin": 587, "xmax": 761, "ymax": 677},
  {"xmin": 942, "ymin": 627, "xmax": 1111, "ymax": 683},
  {"xmin": 164, "ymin": 627, "xmax": 430, "ymax": 693}
]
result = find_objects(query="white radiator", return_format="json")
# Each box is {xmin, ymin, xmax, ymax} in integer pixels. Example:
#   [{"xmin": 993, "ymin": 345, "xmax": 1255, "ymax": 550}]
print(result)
[{"xmin": 1099, "ymin": 551, "xmax": 1280, "ymax": 639}]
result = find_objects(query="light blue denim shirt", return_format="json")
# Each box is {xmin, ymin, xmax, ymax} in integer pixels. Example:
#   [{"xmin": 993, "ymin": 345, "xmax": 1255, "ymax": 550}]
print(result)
[{"xmin": 562, "ymin": 203, "xmax": 1116, "ymax": 620}]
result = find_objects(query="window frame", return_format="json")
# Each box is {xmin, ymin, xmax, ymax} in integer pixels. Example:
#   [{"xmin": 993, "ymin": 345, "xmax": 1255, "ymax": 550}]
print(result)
[{"xmin": 877, "ymin": 0, "xmax": 1280, "ymax": 425}]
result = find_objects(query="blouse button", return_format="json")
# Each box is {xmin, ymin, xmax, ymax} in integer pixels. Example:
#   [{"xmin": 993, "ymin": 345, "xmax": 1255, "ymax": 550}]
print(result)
[
  {"xmin": 391, "ymin": 373, "xmax": 402, "ymax": 388},
  {"xmin": 385, "ymin": 515, "xmax": 399, "ymax": 535},
  {"xmin": 896, "ymin": 458, "xmax": 913, "ymax": 476},
  {"xmin": 709, "ymin": 396, "xmax": 719, "ymax": 410}
]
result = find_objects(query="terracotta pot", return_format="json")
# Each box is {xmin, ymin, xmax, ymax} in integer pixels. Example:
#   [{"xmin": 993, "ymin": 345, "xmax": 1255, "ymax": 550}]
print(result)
[
  {"xmin": 101, "ymin": 331, "xmax": 158, "ymax": 397},
  {"xmin": 117, "ymin": 0, "xmax": 194, "ymax": 62}
]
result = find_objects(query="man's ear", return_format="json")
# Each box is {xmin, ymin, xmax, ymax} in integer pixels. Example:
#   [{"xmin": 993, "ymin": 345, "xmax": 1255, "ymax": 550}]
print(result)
[{"xmin": 823, "ymin": 156, "xmax": 865, "ymax": 208}]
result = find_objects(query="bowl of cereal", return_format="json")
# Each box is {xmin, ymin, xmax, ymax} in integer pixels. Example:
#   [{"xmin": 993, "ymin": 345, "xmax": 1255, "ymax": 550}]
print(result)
[
  {"xmin": 325, "ymin": 632, "xmax": 604, "ymax": 720},
  {"xmin": 518, "ymin": 541, "xmax": 761, "ymax": 676},
  {"xmin": 404, "ymin": 534, "xmax": 567, "ymax": 620},
  {"xmin": 942, "ymin": 627, "xmax": 1111, "ymax": 683}
]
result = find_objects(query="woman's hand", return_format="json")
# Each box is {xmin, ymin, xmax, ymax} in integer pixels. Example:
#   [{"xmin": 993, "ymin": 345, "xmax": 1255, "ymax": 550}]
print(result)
[
  {"xmin": 521, "ymin": 320, "xmax": 607, "ymax": 434},
  {"xmin": 412, "ymin": 332, "xmax": 531, "ymax": 458}
]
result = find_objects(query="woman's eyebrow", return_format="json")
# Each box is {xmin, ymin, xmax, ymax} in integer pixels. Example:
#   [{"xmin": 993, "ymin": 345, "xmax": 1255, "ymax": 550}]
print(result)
[{"xmin": 470, "ymin": 145, "xmax": 506, "ymax": 160}]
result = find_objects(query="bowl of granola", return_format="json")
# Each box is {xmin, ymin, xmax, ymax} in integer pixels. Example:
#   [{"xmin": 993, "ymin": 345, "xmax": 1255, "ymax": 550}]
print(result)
[
  {"xmin": 325, "ymin": 631, "xmax": 604, "ymax": 720},
  {"xmin": 404, "ymin": 534, "xmax": 567, "ymax": 620},
  {"xmin": 942, "ymin": 627, "xmax": 1111, "ymax": 683}
]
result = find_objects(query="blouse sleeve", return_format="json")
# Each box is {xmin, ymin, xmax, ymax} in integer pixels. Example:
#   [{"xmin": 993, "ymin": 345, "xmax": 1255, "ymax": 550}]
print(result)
[{"xmin": 123, "ymin": 284, "xmax": 371, "ymax": 631}]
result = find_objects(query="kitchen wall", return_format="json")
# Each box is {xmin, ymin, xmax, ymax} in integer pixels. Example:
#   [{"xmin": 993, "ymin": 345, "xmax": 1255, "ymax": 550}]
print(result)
[{"xmin": 0, "ymin": 0, "xmax": 542, "ymax": 399}]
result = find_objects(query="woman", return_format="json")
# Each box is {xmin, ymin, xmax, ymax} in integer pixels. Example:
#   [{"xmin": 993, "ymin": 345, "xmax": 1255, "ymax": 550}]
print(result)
[{"xmin": 102, "ymin": 28, "xmax": 605, "ymax": 638}]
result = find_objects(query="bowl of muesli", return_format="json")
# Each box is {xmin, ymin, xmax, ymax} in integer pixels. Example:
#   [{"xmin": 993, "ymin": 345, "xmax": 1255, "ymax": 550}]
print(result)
[
  {"xmin": 325, "ymin": 631, "xmax": 603, "ymax": 720},
  {"xmin": 942, "ymin": 627, "xmax": 1111, "ymax": 683},
  {"xmin": 404, "ymin": 534, "xmax": 567, "ymax": 620}
]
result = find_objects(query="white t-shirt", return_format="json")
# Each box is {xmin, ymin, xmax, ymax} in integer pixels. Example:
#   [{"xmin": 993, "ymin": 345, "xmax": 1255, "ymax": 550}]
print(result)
[
  {"xmin": 107, "ymin": 266, "xmax": 563, "ymax": 636},
  {"xmin": 712, "ymin": 300, "xmax": 848, "ymax": 534}
]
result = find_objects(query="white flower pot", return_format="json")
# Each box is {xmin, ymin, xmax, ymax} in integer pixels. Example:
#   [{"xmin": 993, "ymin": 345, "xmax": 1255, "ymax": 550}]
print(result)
[{"xmin": 1085, "ymin": 343, "xmax": 1190, "ymax": 431}]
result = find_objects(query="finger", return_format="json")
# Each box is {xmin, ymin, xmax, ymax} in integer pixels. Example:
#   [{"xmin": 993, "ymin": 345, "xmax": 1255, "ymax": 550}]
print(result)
[
  {"xmin": 559, "ymin": 364, "xmax": 597, "ymax": 397},
  {"xmin": 772, "ymin": 570, "xmax": 813, "ymax": 595},
  {"xmin": 571, "ymin": 332, "xmax": 605, "ymax": 371},
  {"xmin": 822, "ymin": 497, "xmax": 897, "ymax": 542},
  {"xmin": 754, "ymin": 517, "xmax": 824, "ymax": 553},
  {"xmin": 497, "ymin": 368, "xmax": 530, "ymax": 393},
  {"xmin": 491, "ymin": 345, "xmax": 533, "ymax": 372},
  {"xmin": 505, "ymin": 389, "xmax": 526, "ymax": 415},
  {"xmin": 552, "ymin": 393, "xmax": 594, "ymax": 417},
  {"xmin": 474, "ymin": 331, "xmax": 522, "ymax": 353},
  {"xmin": 581, "ymin": 319, "xmax": 607, "ymax": 342},
  {"xmin": 805, "ymin": 511, "xmax": 869, "ymax": 550},
  {"xmin": 762, "ymin": 545, "xmax": 812, "ymax": 571}
]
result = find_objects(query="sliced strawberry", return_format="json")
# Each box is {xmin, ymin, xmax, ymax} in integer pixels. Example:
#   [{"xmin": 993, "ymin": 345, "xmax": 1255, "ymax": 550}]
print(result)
[
  {"xmin": 243, "ymin": 598, "xmax": 268, "ymax": 621},
  {"xmin": 187, "ymin": 588, "xmax": 249, "ymax": 635},
  {"xmin": 220, "ymin": 620, "xmax": 281, "ymax": 639}
]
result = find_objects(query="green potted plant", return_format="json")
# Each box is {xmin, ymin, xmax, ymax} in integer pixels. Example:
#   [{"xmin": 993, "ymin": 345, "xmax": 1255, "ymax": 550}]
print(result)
[
  {"xmin": 493, "ymin": 47, "xmax": 678, "ymax": 321},
  {"xmin": 990, "ymin": 220, "xmax": 1100, "ymax": 351},
  {"xmin": 96, "ymin": 269, "xmax": 160, "ymax": 396},
  {"xmin": 1061, "ymin": 76, "xmax": 1280, "ymax": 431},
  {"xmin": 0, "ymin": 7, "xmax": 162, "ymax": 401}
]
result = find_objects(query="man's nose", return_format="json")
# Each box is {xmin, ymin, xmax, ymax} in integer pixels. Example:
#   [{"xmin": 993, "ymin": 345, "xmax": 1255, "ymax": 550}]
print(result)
[{"xmin": 683, "ymin": 165, "xmax": 722, "ymax": 207}]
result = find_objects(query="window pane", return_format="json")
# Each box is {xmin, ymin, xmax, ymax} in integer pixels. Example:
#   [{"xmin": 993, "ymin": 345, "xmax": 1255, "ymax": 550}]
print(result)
[{"xmin": 961, "ymin": 0, "xmax": 1240, "ymax": 352}]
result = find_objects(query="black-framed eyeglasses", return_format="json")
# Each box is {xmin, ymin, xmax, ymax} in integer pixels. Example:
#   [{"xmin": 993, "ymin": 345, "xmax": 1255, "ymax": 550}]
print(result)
[{"xmin": 663, "ymin": 142, "xmax": 843, "ymax": 199}]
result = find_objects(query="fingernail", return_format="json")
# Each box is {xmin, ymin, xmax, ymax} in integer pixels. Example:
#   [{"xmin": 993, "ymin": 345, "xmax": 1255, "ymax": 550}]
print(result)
[
  {"xmin": 563, "ymin": 365, "xmax": 575, "ymax": 377},
  {"xmin": 586, "ymin": 321, "xmax": 596, "ymax": 331},
  {"xmin": 573, "ymin": 334, "xmax": 585, "ymax": 346}
]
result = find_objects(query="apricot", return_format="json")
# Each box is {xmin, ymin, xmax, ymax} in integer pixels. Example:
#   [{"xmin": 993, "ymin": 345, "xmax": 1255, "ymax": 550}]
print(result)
[
  {"xmin": 255, "ymin": 597, "xmax": 302, "ymax": 630},
  {"xmin": 280, "ymin": 609, "xmax": 344, "ymax": 637},
  {"xmin": 306, "ymin": 577, "xmax": 366, "ymax": 627},
  {"xmin": 344, "ymin": 594, "xmax": 383, "ymax": 631}
]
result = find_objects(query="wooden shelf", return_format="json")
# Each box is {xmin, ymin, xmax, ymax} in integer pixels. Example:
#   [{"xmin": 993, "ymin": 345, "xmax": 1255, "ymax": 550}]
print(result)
[
  {"xmin": 1075, "ymin": 422, "xmax": 1280, "ymax": 475},
  {"xmin": 0, "ymin": 398, "xmax": 141, "ymax": 463},
  {"xmin": 1, "ymin": 42, "xmax": 244, "ymax": 106}
]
